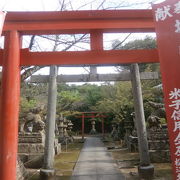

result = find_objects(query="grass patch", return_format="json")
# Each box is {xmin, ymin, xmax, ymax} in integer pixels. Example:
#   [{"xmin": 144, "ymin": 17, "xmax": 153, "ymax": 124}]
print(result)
[
  {"xmin": 153, "ymin": 163, "xmax": 173, "ymax": 180},
  {"xmin": 54, "ymin": 140, "xmax": 83, "ymax": 179},
  {"xmin": 28, "ymin": 139, "xmax": 83, "ymax": 180}
]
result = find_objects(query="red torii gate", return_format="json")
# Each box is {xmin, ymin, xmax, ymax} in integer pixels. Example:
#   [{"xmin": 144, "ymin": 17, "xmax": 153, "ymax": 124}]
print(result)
[
  {"xmin": 0, "ymin": 10, "xmax": 158, "ymax": 180},
  {"xmin": 0, "ymin": 2, "xmax": 179, "ymax": 179},
  {"xmin": 77, "ymin": 112, "xmax": 107, "ymax": 140}
]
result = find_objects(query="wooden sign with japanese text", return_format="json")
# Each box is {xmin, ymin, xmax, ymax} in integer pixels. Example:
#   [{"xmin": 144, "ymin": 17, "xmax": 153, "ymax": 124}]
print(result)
[
  {"xmin": 152, "ymin": 1, "xmax": 180, "ymax": 179},
  {"xmin": 0, "ymin": 12, "xmax": 6, "ymax": 36}
]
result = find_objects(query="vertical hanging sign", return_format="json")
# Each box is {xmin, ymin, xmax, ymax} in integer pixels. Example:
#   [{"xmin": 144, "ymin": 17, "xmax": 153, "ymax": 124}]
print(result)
[
  {"xmin": 152, "ymin": 0, "xmax": 180, "ymax": 179},
  {"xmin": 0, "ymin": 12, "xmax": 6, "ymax": 36}
]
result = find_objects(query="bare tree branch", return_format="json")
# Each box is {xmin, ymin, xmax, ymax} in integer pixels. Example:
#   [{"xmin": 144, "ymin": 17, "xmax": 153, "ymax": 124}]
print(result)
[
  {"xmin": 29, "ymin": 35, "xmax": 36, "ymax": 50},
  {"xmin": 83, "ymin": 67, "xmax": 90, "ymax": 74},
  {"xmin": 21, "ymin": 66, "xmax": 42, "ymax": 81},
  {"xmin": 97, "ymin": 0, "xmax": 107, "ymax": 10},
  {"xmin": 112, "ymin": 33, "xmax": 131, "ymax": 50},
  {"xmin": 76, "ymin": 0, "xmax": 97, "ymax": 10}
]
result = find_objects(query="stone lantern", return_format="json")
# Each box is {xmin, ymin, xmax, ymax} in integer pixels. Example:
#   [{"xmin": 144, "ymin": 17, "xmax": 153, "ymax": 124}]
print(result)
[
  {"xmin": 90, "ymin": 118, "xmax": 97, "ymax": 134},
  {"xmin": 67, "ymin": 120, "xmax": 74, "ymax": 143},
  {"xmin": 63, "ymin": 118, "xmax": 68, "ymax": 137},
  {"xmin": 58, "ymin": 114, "xmax": 64, "ymax": 139},
  {"xmin": 124, "ymin": 119, "xmax": 133, "ymax": 136},
  {"xmin": 67, "ymin": 120, "xmax": 73, "ymax": 132},
  {"xmin": 130, "ymin": 112, "xmax": 137, "ymax": 136},
  {"xmin": 111, "ymin": 122, "xmax": 118, "ymax": 140}
]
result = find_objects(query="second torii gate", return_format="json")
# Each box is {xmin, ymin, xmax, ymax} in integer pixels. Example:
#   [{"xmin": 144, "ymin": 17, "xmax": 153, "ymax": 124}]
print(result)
[{"xmin": 77, "ymin": 112, "xmax": 107, "ymax": 140}]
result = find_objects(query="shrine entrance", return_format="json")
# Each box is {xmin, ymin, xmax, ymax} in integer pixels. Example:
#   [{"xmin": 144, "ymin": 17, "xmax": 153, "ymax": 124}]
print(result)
[
  {"xmin": 77, "ymin": 112, "xmax": 107, "ymax": 140},
  {"xmin": 0, "ymin": 0, "xmax": 179, "ymax": 179}
]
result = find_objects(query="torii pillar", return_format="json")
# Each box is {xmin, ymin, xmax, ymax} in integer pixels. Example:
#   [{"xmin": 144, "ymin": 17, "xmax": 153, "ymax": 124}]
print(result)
[
  {"xmin": 82, "ymin": 113, "xmax": 85, "ymax": 141},
  {"xmin": 40, "ymin": 65, "xmax": 58, "ymax": 178},
  {"xmin": 0, "ymin": 31, "xmax": 21, "ymax": 180},
  {"xmin": 131, "ymin": 63, "xmax": 154, "ymax": 179}
]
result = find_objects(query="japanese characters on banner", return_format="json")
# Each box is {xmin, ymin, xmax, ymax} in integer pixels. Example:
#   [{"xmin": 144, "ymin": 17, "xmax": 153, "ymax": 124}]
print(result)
[
  {"xmin": 152, "ymin": 0, "xmax": 180, "ymax": 180},
  {"xmin": 155, "ymin": 2, "xmax": 180, "ymax": 32},
  {"xmin": 169, "ymin": 88, "xmax": 180, "ymax": 180},
  {"xmin": 0, "ymin": 11, "xmax": 6, "ymax": 36}
]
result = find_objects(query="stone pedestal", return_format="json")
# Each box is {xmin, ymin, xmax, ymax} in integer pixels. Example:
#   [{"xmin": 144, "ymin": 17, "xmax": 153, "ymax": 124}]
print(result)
[
  {"xmin": 18, "ymin": 132, "xmax": 45, "ymax": 168},
  {"xmin": 138, "ymin": 164, "xmax": 154, "ymax": 180},
  {"xmin": 147, "ymin": 129, "xmax": 170, "ymax": 163},
  {"xmin": 18, "ymin": 132, "xmax": 61, "ymax": 168},
  {"xmin": 126, "ymin": 129, "xmax": 170, "ymax": 163},
  {"xmin": 40, "ymin": 168, "xmax": 55, "ymax": 180}
]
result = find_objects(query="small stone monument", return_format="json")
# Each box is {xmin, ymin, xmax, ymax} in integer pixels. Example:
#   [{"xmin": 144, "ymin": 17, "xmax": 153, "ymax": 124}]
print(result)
[
  {"xmin": 111, "ymin": 121, "xmax": 119, "ymax": 140},
  {"xmin": 89, "ymin": 117, "xmax": 97, "ymax": 134}
]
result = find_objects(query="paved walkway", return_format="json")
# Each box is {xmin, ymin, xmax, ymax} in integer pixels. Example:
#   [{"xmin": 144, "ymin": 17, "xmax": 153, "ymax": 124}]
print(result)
[{"xmin": 71, "ymin": 136, "xmax": 125, "ymax": 180}]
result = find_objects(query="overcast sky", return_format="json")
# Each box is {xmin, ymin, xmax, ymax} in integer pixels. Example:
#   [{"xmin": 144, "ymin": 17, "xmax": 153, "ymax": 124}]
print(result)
[{"xmin": 0, "ymin": 0, "xmax": 165, "ymax": 11}]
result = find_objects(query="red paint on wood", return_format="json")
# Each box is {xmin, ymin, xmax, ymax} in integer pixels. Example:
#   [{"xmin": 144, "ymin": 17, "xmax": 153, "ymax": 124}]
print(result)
[
  {"xmin": 102, "ymin": 118, "xmax": 104, "ymax": 137},
  {"xmin": 90, "ymin": 30, "xmax": 103, "ymax": 50},
  {"xmin": 152, "ymin": 1, "xmax": 180, "ymax": 179},
  {"xmin": 82, "ymin": 114, "xmax": 85, "ymax": 140},
  {"xmin": 77, "ymin": 115, "xmax": 107, "ymax": 118},
  {"xmin": 0, "ymin": 31, "xmax": 20, "ymax": 180},
  {"xmin": 2, "ymin": 10, "xmax": 155, "ymax": 35},
  {"xmin": 0, "ymin": 49, "xmax": 159, "ymax": 66}
]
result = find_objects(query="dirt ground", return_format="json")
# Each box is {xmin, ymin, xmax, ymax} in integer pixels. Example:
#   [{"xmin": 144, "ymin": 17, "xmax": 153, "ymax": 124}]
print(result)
[{"xmin": 104, "ymin": 139, "xmax": 173, "ymax": 180}]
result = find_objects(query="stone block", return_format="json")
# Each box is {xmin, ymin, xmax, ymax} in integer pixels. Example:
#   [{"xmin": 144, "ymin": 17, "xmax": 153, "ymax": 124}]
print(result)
[
  {"xmin": 148, "ymin": 140, "xmax": 169, "ymax": 150},
  {"xmin": 19, "ymin": 153, "xmax": 44, "ymax": 168},
  {"xmin": 19, "ymin": 137, "xmax": 43, "ymax": 143},
  {"xmin": 18, "ymin": 132, "xmax": 45, "ymax": 144},
  {"xmin": 18, "ymin": 143, "xmax": 44, "ymax": 153},
  {"xmin": 138, "ymin": 164, "xmax": 154, "ymax": 180},
  {"xmin": 149, "ymin": 150, "xmax": 170, "ymax": 163}
]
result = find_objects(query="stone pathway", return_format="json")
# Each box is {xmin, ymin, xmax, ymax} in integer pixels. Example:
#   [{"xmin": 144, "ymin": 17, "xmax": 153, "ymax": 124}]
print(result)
[{"xmin": 71, "ymin": 136, "xmax": 125, "ymax": 180}]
